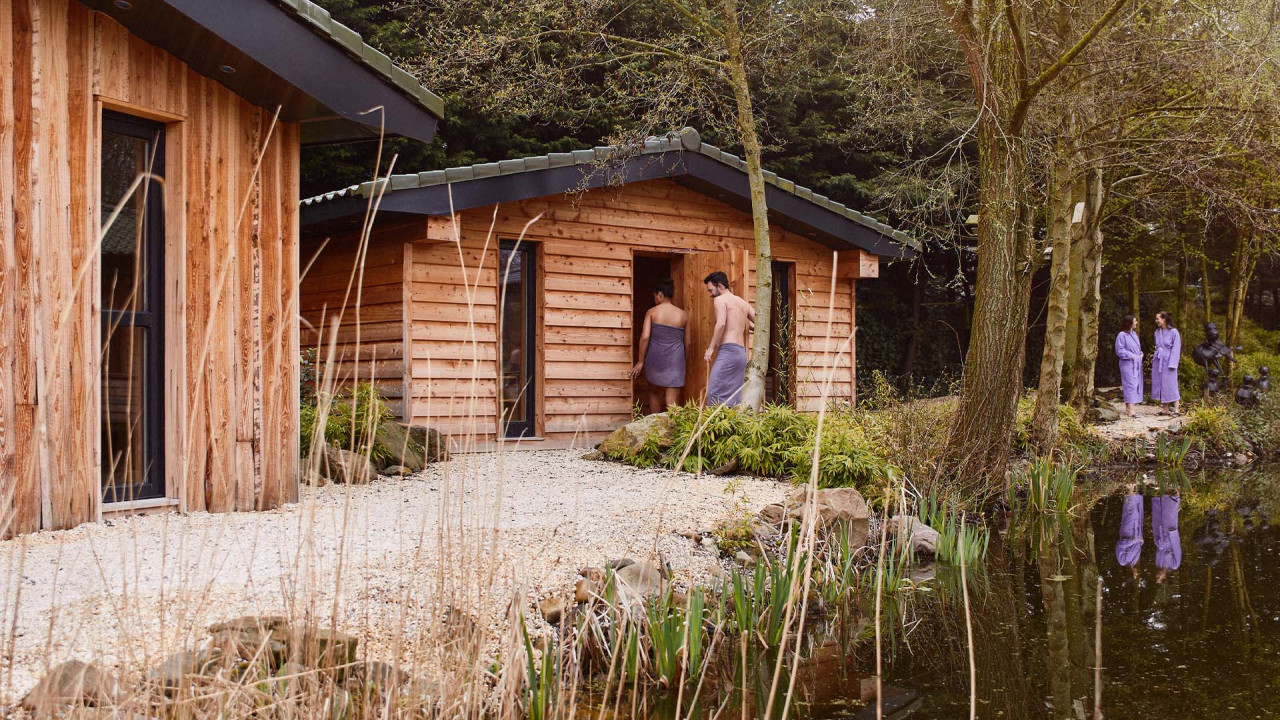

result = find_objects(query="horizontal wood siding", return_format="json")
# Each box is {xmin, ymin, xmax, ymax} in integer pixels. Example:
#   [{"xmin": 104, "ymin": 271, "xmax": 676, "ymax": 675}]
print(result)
[
  {"xmin": 398, "ymin": 178, "xmax": 857, "ymax": 449},
  {"xmin": 1, "ymin": 0, "xmax": 299, "ymax": 536},
  {"xmin": 300, "ymin": 223, "xmax": 410, "ymax": 418}
]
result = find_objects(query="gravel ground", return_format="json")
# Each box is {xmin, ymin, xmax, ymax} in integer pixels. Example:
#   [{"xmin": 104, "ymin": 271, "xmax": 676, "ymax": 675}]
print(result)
[
  {"xmin": 0, "ymin": 450, "xmax": 788, "ymax": 698},
  {"xmin": 1090, "ymin": 402, "xmax": 1182, "ymax": 441}
]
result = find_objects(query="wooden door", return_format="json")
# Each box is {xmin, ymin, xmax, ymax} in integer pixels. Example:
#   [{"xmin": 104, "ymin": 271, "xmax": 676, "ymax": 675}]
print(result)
[{"xmin": 681, "ymin": 246, "xmax": 749, "ymax": 404}]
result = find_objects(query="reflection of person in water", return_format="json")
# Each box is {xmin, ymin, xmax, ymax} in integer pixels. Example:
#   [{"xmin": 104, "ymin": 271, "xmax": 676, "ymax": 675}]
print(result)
[
  {"xmin": 1151, "ymin": 494, "xmax": 1182, "ymax": 583},
  {"xmin": 1116, "ymin": 488, "xmax": 1183, "ymax": 583},
  {"xmin": 1116, "ymin": 490, "xmax": 1144, "ymax": 579}
]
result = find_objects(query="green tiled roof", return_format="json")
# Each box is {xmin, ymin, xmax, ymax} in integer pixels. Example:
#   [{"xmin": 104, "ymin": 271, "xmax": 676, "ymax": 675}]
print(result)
[
  {"xmin": 303, "ymin": 128, "xmax": 916, "ymax": 249},
  {"xmin": 275, "ymin": 0, "xmax": 444, "ymax": 119}
]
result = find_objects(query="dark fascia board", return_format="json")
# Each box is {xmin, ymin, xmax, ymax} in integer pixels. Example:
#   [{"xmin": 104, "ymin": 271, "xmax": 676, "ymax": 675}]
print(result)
[
  {"xmin": 301, "ymin": 151, "xmax": 914, "ymax": 258},
  {"xmin": 79, "ymin": 0, "xmax": 441, "ymax": 144}
]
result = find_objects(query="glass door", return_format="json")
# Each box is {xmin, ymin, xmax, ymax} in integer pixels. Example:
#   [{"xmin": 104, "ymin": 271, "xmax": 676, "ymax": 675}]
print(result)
[
  {"xmin": 100, "ymin": 111, "xmax": 166, "ymax": 503},
  {"xmin": 498, "ymin": 240, "xmax": 536, "ymax": 437}
]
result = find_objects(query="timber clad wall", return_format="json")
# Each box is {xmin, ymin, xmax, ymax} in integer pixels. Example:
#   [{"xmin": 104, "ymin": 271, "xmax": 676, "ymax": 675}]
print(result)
[
  {"xmin": 300, "ymin": 223, "xmax": 413, "ymax": 419},
  {"xmin": 310, "ymin": 178, "xmax": 862, "ymax": 450},
  {"xmin": 1, "ymin": 0, "xmax": 300, "ymax": 536}
]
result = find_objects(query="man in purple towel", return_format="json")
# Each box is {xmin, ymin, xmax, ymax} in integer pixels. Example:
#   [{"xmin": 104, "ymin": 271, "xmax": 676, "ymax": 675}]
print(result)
[{"xmin": 702, "ymin": 271, "xmax": 754, "ymax": 406}]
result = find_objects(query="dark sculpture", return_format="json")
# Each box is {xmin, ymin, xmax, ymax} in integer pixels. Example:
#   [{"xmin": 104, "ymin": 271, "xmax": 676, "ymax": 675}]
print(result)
[
  {"xmin": 1235, "ymin": 374, "xmax": 1259, "ymax": 406},
  {"xmin": 1191, "ymin": 322, "xmax": 1239, "ymax": 373},
  {"xmin": 1202, "ymin": 366, "xmax": 1221, "ymax": 396},
  {"xmin": 1258, "ymin": 365, "xmax": 1271, "ymax": 393}
]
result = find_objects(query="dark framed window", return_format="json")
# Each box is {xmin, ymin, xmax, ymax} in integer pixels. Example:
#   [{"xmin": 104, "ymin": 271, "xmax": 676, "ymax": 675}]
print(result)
[
  {"xmin": 498, "ymin": 240, "xmax": 537, "ymax": 438},
  {"xmin": 100, "ymin": 111, "xmax": 166, "ymax": 503}
]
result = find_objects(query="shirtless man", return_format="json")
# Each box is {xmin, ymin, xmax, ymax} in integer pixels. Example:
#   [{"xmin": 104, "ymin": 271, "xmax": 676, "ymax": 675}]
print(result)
[
  {"xmin": 630, "ymin": 278, "xmax": 689, "ymax": 412},
  {"xmin": 702, "ymin": 271, "xmax": 754, "ymax": 406}
]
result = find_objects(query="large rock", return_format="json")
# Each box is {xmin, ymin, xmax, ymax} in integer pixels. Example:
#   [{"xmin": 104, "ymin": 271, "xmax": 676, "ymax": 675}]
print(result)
[
  {"xmin": 785, "ymin": 488, "xmax": 870, "ymax": 548},
  {"xmin": 407, "ymin": 425, "xmax": 449, "ymax": 463},
  {"xmin": 21, "ymin": 660, "xmax": 122, "ymax": 711},
  {"xmin": 887, "ymin": 515, "xmax": 941, "ymax": 557},
  {"xmin": 318, "ymin": 444, "xmax": 376, "ymax": 484},
  {"xmin": 598, "ymin": 413, "xmax": 675, "ymax": 458},
  {"xmin": 207, "ymin": 615, "xmax": 292, "ymax": 670},
  {"xmin": 150, "ymin": 648, "xmax": 227, "ymax": 690},
  {"xmin": 373, "ymin": 420, "xmax": 426, "ymax": 473}
]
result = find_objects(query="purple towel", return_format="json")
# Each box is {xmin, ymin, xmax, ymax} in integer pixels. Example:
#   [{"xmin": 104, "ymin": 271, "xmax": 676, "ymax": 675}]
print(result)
[
  {"xmin": 645, "ymin": 323, "xmax": 686, "ymax": 388},
  {"xmin": 1115, "ymin": 493, "xmax": 1144, "ymax": 569},
  {"xmin": 707, "ymin": 343, "xmax": 747, "ymax": 406}
]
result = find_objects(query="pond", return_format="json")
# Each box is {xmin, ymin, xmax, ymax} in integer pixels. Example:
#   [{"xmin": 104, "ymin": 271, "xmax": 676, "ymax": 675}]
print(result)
[
  {"xmin": 809, "ymin": 466, "xmax": 1280, "ymax": 719},
  {"xmin": 580, "ymin": 466, "xmax": 1280, "ymax": 720}
]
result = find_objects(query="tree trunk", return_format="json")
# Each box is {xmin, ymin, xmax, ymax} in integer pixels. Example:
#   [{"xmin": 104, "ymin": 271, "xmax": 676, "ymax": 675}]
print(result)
[
  {"xmin": 899, "ymin": 267, "xmax": 923, "ymax": 377},
  {"xmin": 723, "ymin": 0, "xmax": 771, "ymax": 411},
  {"xmin": 1225, "ymin": 230, "xmax": 1259, "ymax": 348},
  {"xmin": 1068, "ymin": 166, "xmax": 1104, "ymax": 409},
  {"xmin": 1200, "ymin": 254, "xmax": 1212, "ymax": 323},
  {"xmin": 1032, "ymin": 146, "xmax": 1077, "ymax": 451},
  {"xmin": 1176, "ymin": 251, "xmax": 1188, "ymax": 325},
  {"xmin": 1061, "ymin": 175, "xmax": 1087, "ymax": 399},
  {"xmin": 1129, "ymin": 266, "xmax": 1140, "ymax": 319},
  {"xmin": 947, "ymin": 115, "xmax": 1035, "ymax": 486}
]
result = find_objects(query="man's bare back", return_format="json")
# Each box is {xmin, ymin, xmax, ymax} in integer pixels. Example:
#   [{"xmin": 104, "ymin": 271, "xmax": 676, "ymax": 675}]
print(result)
[{"xmin": 714, "ymin": 293, "xmax": 752, "ymax": 348}]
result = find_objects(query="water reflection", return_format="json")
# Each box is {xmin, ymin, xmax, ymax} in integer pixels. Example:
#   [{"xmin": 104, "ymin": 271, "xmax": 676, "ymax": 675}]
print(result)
[{"xmin": 879, "ymin": 465, "xmax": 1280, "ymax": 719}]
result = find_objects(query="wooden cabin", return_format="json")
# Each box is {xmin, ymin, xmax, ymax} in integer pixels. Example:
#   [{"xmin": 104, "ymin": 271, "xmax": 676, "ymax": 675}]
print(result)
[
  {"xmin": 300, "ymin": 129, "xmax": 915, "ymax": 449},
  {"xmin": 0, "ymin": 0, "xmax": 443, "ymax": 536}
]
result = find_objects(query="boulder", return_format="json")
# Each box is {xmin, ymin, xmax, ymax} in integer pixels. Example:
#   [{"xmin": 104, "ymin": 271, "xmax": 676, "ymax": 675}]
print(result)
[
  {"xmin": 785, "ymin": 488, "xmax": 870, "ymax": 548},
  {"xmin": 614, "ymin": 560, "xmax": 667, "ymax": 606},
  {"xmin": 406, "ymin": 425, "xmax": 450, "ymax": 463},
  {"xmin": 374, "ymin": 420, "xmax": 426, "ymax": 473},
  {"xmin": 300, "ymin": 629, "xmax": 359, "ymax": 670},
  {"xmin": 598, "ymin": 413, "xmax": 675, "ymax": 458},
  {"xmin": 539, "ymin": 596, "xmax": 566, "ymax": 624},
  {"xmin": 887, "ymin": 516, "xmax": 941, "ymax": 557},
  {"xmin": 757, "ymin": 503, "xmax": 786, "ymax": 525},
  {"xmin": 382, "ymin": 465, "xmax": 415, "ymax": 477},
  {"xmin": 207, "ymin": 615, "xmax": 292, "ymax": 670},
  {"xmin": 151, "ymin": 648, "xmax": 227, "ymax": 690},
  {"xmin": 21, "ymin": 660, "xmax": 122, "ymax": 711},
  {"xmin": 1092, "ymin": 406, "xmax": 1120, "ymax": 422},
  {"xmin": 318, "ymin": 444, "xmax": 376, "ymax": 485}
]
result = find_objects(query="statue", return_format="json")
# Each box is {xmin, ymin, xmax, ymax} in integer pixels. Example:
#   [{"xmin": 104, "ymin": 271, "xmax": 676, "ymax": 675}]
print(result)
[
  {"xmin": 1191, "ymin": 322, "xmax": 1239, "ymax": 374},
  {"xmin": 1202, "ymin": 366, "xmax": 1221, "ymax": 397},
  {"xmin": 1235, "ymin": 374, "xmax": 1259, "ymax": 406},
  {"xmin": 1258, "ymin": 366, "xmax": 1271, "ymax": 393}
]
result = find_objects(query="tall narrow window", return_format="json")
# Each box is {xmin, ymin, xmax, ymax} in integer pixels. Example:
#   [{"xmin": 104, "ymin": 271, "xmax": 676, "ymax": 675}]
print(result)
[
  {"xmin": 498, "ymin": 240, "xmax": 536, "ymax": 437},
  {"xmin": 100, "ymin": 111, "xmax": 166, "ymax": 503}
]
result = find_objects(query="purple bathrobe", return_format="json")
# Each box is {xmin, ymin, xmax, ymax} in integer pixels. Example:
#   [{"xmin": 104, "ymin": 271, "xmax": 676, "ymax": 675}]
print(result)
[
  {"xmin": 1115, "ymin": 330, "xmax": 1144, "ymax": 404},
  {"xmin": 1151, "ymin": 327, "xmax": 1181, "ymax": 404},
  {"xmin": 1116, "ymin": 493, "xmax": 1144, "ymax": 568},
  {"xmin": 1152, "ymin": 495, "xmax": 1182, "ymax": 571}
]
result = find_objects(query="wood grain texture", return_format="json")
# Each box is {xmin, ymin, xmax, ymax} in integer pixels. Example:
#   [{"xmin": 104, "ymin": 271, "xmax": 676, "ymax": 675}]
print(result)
[
  {"xmin": 304, "ymin": 178, "xmax": 876, "ymax": 447},
  {"xmin": 2, "ymin": 1, "xmax": 300, "ymax": 535}
]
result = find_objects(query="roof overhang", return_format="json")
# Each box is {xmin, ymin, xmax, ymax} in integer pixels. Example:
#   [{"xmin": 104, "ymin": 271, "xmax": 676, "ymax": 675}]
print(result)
[
  {"xmin": 302, "ymin": 149, "xmax": 915, "ymax": 259},
  {"xmin": 78, "ymin": 0, "xmax": 442, "ymax": 145}
]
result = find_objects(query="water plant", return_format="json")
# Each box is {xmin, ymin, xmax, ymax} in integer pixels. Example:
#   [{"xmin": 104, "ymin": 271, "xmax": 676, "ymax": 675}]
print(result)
[{"xmin": 1012, "ymin": 458, "xmax": 1079, "ymax": 514}]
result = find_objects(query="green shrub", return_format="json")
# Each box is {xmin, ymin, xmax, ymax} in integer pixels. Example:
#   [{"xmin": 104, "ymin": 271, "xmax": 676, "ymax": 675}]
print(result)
[
  {"xmin": 299, "ymin": 381, "xmax": 395, "ymax": 464},
  {"xmin": 1182, "ymin": 403, "xmax": 1243, "ymax": 450},
  {"xmin": 606, "ymin": 402, "xmax": 897, "ymax": 495}
]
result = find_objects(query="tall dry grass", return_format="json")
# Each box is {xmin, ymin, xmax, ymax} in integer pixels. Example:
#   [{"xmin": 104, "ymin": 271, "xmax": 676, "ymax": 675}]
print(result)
[{"xmin": 0, "ymin": 111, "xmax": 974, "ymax": 720}]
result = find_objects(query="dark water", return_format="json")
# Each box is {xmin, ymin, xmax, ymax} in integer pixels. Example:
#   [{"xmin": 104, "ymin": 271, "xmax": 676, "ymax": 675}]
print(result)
[{"xmin": 843, "ymin": 467, "xmax": 1280, "ymax": 719}]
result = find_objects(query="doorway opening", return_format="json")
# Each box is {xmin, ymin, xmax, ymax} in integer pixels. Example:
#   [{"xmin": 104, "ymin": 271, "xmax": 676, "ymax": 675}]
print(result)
[
  {"xmin": 632, "ymin": 252, "xmax": 685, "ymax": 414},
  {"xmin": 765, "ymin": 261, "xmax": 796, "ymax": 405}
]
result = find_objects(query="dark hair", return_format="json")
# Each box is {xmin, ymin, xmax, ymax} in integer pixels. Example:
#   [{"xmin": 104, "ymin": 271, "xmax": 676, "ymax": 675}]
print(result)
[
  {"xmin": 1156, "ymin": 310, "xmax": 1175, "ymax": 329},
  {"xmin": 655, "ymin": 278, "xmax": 675, "ymax": 299},
  {"xmin": 1120, "ymin": 314, "xmax": 1136, "ymax": 332},
  {"xmin": 703, "ymin": 271, "xmax": 729, "ymax": 289}
]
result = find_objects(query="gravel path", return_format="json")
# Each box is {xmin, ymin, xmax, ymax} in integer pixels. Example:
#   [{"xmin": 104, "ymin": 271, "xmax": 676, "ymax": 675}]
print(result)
[
  {"xmin": 0, "ymin": 450, "xmax": 788, "ymax": 699},
  {"xmin": 1090, "ymin": 401, "xmax": 1182, "ymax": 442}
]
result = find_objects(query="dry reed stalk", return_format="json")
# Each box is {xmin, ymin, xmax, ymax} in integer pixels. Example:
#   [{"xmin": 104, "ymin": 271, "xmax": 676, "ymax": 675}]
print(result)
[
  {"xmin": 875, "ymin": 486, "xmax": 891, "ymax": 720},
  {"xmin": 960, "ymin": 512, "xmax": 975, "ymax": 720},
  {"xmin": 1094, "ymin": 575, "xmax": 1103, "ymax": 719}
]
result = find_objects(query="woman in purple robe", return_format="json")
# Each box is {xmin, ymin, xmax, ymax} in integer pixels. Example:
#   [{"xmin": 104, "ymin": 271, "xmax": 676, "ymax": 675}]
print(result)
[
  {"xmin": 1151, "ymin": 311, "xmax": 1181, "ymax": 415},
  {"xmin": 1116, "ymin": 491, "xmax": 1144, "ymax": 579},
  {"xmin": 1151, "ymin": 493, "xmax": 1182, "ymax": 583},
  {"xmin": 1114, "ymin": 315, "xmax": 1144, "ymax": 417}
]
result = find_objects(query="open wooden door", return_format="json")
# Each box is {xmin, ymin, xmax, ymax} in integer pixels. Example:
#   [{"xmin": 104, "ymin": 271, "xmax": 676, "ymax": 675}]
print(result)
[{"xmin": 681, "ymin": 246, "xmax": 750, "ymax": 404}]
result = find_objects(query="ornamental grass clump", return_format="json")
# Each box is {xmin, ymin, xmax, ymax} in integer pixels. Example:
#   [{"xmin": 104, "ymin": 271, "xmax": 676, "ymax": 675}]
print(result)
[{"xmin": 605, "ymin": 403, "xmax": 896, "ymax": 494}]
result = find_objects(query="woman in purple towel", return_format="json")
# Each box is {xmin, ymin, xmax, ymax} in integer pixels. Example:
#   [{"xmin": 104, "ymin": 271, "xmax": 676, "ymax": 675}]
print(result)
[
  {"xmin": 1151, "ymin": 311, "xmax": 1182, "ymax": 416},
  {"xmin": 1115, "ymin": 314, "xmax": 1144, "ymax": 417},
  {"xmin": 631, "ymin": 278, "xmax": 689, "ymax": 413},
  {"xmin": 1116, "ymin": 489, "xmax": 1144, "ymax": 579}
]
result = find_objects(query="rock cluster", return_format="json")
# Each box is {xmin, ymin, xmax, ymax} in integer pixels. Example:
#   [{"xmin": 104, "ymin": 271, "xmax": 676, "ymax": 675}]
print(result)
[
  {"xmin": 598, "ymin": 413, "xmax": 675, "ymax": 458},
  {"xmin": 21, "ymin": 617, "xmax": 427, "ymax": 717},
  {"xmin": 308, "ymin": 421, "xmax": 450, "ymax": 485}
]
